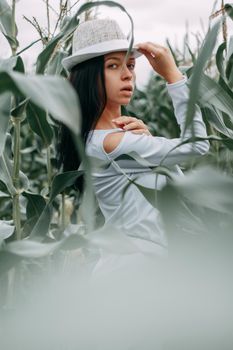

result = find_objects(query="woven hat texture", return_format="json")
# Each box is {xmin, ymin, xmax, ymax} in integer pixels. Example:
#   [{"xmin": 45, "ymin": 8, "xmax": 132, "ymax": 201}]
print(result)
[
  {"xmin": 73, "ymin": 19, "xmax": 126, "ymax": 51},
  {"xmin": 62, "ymin": 18, "xmax": 141, "ymax": 71}
]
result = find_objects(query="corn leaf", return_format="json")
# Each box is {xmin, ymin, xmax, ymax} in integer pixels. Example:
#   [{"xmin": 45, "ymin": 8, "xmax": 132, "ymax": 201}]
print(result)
[
  {"xmin": 201, "ymin": 106, "xmax": 233, "ymax": 138},
  {"xmin": 216, "ymin": 42, "xmax": 226, "ymax": 80},
  {"xmin": 22, "ymin": 191, "xmax": 46, "ymax": 221},
  {"xmin": 46, "ymin": 51, "xmax": 67, "ymax": 75},
  {"xmin": 172, "ymin": 166, "xmax": 233, "ymax": 214},
  {"xmin": 0, "ymin": 151, "xmax": 16, "ymax": 195},
  {"xmin": 0, "ymin": 220, "xmax": 14, "ymax": 246},
  {"xmin": 27, "ymin": 103, "xmax": 54, "ymax": 146},
  {"xmin": 0, "ymin": 0, "xmax": 18, "ymax": 50},
  {"xmin": 225, "ymin": 3, "xmax": 233, "ymax": 20},
  {"xmin": 0, "ymin": 92, "xmax": 11, "ymax": 157},
  {"xmin": 36, "ymin": 16, "xmax": 80, "ymax": 74},
  {"xmin": 29, "ymin": 170, "xmax": 84, "ymax": 239},
  {"xmin": 0, "ymin": 150, "xmax": 29, "ymax": 195},
  {"xmin": 49, "ymin": 170, "xmax": 84, "ymax": 203},
  {"xmin": 13, "ymin": 55, "xmax": 25, "ymax": 73},
  {"xmin": 0, "ymin": 56, "xmax": 17, "ymax": 71},
  {"xmin": 0, "ymin": 70, "xmax": 81, "ymax": 134},
  {"xmin": 184, "ymin": 19, "xmax": 221, "ymax": 134},
  {"xmin": 199, "ymin": 73, "xmax": 233, "ymax": 125},
  {"xmin": 11, "ymin": 98, "xmax": 28, "ymax": 119}
]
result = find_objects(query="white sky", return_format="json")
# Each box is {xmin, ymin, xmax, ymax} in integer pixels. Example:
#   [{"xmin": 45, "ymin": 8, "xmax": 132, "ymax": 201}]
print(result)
[{"xmin": 0, "ymin": 0, "xmax": 231, "ymax": 88}]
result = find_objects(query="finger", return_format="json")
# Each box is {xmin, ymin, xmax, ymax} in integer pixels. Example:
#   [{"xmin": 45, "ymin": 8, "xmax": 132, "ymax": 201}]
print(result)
[
  {"xmin": 123, "ymin": 121, "xmax": 145, "ymax": 130},
  {"xmin": 137, "ymin": 43, "xmax": 157, "ymax": 57},
  {"xmin": 137, "ymin": 42, "xmax": 165, "ymax": 53},
  {"xmin": 137, "ymin": 48, "xmax": 159, "ymax": 67},
  {"xmin": 137, "ymin": 43, "xmax": 168, "ymax": 60},
  {"xmin": 112, "ymin": 116, "xmax": 138, "ymax": 124}
]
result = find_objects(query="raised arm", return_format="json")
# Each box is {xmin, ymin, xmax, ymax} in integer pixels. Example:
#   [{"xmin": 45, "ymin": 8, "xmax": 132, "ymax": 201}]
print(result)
[
  {"xmin": 103, "ymin": 77, "xmax": 209, "ymax": 166},
  {"xmin": 103, "ymin": 43, "xmax": 209, "ymax": 166}
]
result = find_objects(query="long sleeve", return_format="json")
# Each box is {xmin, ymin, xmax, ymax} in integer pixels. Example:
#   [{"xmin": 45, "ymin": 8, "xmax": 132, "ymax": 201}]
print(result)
[{"xmin": 105, "ymin": 77, "xmax": 209, "ymax": 167}]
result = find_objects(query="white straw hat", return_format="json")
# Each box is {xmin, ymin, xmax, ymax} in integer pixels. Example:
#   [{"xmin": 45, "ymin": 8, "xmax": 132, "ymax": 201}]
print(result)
[{"xmin": 62, "ymin": 18, "xmax": 142, "ymax": 71}]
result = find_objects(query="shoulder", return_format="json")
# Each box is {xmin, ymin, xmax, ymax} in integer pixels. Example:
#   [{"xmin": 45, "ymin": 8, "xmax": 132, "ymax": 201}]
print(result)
[{"xmin": 103, "ymin": 131, "xmax": 125, "ymax": 154}]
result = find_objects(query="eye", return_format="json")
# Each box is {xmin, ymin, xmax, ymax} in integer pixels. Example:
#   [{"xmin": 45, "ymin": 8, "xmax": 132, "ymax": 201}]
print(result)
[
  {"xmin": 108, "ymin": 63, "xmax": 118, "ymax": 69},
  {"xmin": 127, "ymin": 63, "xmax": 135, "ymax": 70}
]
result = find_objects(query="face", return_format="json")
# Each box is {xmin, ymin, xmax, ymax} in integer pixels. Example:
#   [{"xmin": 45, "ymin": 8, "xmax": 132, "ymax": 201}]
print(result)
[{"xmin": 104, "ymin": 51, "xmax": 136, "ymax": 106}]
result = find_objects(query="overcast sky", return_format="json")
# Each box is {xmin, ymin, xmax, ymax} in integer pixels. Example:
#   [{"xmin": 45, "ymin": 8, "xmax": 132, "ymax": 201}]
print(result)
[{"xmin": 0, "ymin": 0, "xmax": 230, "ymax": 88}]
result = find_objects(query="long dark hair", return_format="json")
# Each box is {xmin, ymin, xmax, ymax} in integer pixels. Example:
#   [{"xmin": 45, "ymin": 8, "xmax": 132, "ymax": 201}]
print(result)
[{"xmin": 57, "ymin": 55, "xmax": 107, "ymax": 193}]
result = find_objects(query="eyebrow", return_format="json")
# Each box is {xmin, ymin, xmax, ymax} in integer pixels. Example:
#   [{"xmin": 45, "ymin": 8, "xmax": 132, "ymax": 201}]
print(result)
[{"xmin": 104, "ymin": 56, "xmax": 135, "ymax": 62}]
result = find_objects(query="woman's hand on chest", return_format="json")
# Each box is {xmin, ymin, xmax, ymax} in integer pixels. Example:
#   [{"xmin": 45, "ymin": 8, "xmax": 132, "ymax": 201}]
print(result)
[{"xmin": 112, "ymin": 116, "xmax": 151, "ymax": 135}]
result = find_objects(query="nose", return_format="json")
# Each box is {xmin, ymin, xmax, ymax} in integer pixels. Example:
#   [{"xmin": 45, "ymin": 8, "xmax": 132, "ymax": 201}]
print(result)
[{"xmin": 120, "ymin": 64, "xmax": 133, "ymax": 80}]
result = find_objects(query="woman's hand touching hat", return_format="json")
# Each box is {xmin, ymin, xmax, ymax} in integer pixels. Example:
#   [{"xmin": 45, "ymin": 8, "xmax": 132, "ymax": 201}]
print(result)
[{"xmin": 135, "ymin": 42, "xmax": 184, "ymax": 84}]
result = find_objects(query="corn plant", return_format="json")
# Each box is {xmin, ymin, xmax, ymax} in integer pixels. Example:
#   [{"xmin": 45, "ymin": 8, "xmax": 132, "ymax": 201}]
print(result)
[
  {"xmin": 128, "ymin": 3, "xmax": 233, "ymax": 241},
  {"xmin": 0, "ymin": 0, "xmax": 233, "ymax": 313},
  {"xmin": 0, "ymin": 0, "xmax": 141, "ymax": 308},
  {"xmin": 130, "ymin": 3, "xmax": 233, "ymax": 172}
]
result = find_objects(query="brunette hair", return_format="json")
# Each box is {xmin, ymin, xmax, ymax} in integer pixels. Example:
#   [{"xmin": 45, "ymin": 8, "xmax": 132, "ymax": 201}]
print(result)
[{"xmin": 57, "ymin": 55, "xmax": 107, "ymax": 194}]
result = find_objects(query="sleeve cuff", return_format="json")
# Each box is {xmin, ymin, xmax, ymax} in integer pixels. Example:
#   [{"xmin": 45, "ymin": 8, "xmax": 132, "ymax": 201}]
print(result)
[{"xmin": 166, "ymin": 76, "xmax": 187, "ymax": 91}]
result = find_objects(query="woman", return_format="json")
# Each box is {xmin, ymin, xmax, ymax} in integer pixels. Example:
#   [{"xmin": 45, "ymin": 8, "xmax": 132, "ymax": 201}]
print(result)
[{"xmin": 60, "ymin": 18, "xmax": 209, "ymax": 273}]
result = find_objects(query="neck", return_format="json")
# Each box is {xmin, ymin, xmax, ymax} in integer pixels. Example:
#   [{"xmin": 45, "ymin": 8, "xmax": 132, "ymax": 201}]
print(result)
[{"xmin": 95, "ymin": 103, "xmax": 121, "ymax": 130}]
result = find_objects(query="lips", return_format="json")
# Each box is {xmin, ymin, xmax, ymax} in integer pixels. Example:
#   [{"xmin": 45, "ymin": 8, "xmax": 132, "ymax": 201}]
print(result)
[{"xmin": 120, "ymin": 85, "xmax": 133, "ymax": 92}]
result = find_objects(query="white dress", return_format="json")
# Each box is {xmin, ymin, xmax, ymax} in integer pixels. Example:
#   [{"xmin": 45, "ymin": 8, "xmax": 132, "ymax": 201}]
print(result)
[{"xmin": 84, "ymin": 77, "xmax": 209, "ymax": 276}]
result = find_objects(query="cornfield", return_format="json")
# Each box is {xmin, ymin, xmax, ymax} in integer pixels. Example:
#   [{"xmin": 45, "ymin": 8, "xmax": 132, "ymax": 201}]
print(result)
[{"xmin": 0, "ymin": 0, "xmax": 233, "ymax": 348}]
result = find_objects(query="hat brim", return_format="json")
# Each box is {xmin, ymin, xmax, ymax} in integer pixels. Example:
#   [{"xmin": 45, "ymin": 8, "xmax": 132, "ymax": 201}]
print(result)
[{"xmin": 62, "ymin": 39, "xmax": 142, "ymax": 71}]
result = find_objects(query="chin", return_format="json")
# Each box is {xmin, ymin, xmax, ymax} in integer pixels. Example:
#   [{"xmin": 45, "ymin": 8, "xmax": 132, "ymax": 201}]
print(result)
[{"xmin": 121, "ymin": 98, "xmax": 132, "ymax": 106}]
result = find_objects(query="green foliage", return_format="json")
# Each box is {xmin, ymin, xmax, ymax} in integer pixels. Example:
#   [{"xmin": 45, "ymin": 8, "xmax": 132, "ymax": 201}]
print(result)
[
  {"xmin": 0, "ymin": 69, "xmax": 81, "ymax": 133},
  {"xmin": 0, "ymin": 0, "xmax": 136, "ymax": 276},
  {"xmin": 29, "ymin": 170, "xmax": 84, "ymax": 239},
  {"xmin": 0, "ymin": 0, "xmax": 18, "ymax": 51},
  {"xmin": 184, "ymin": 19, "xmax": 221, "ymax": 133},
  {"xmin": 0, "ymin": 92, "xmax": 11, "ymax": 156},
  {"xmin": 36, "ymin": 14, "xmax": 80, "ymax": 74},
  {"xmin": 130, "ymin": 75, "xmax": 180, "ymax": 138},
  {"xmin": 27, "ymin": 103, "xmax": 53, "ymax": 147},
  {"xmin": 0, "ymin": 0, "xmax": 233, "ymax": 312},
  {"xmin": 157, "ymin": 165, "xmax": 233, "ymax": 238}
]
